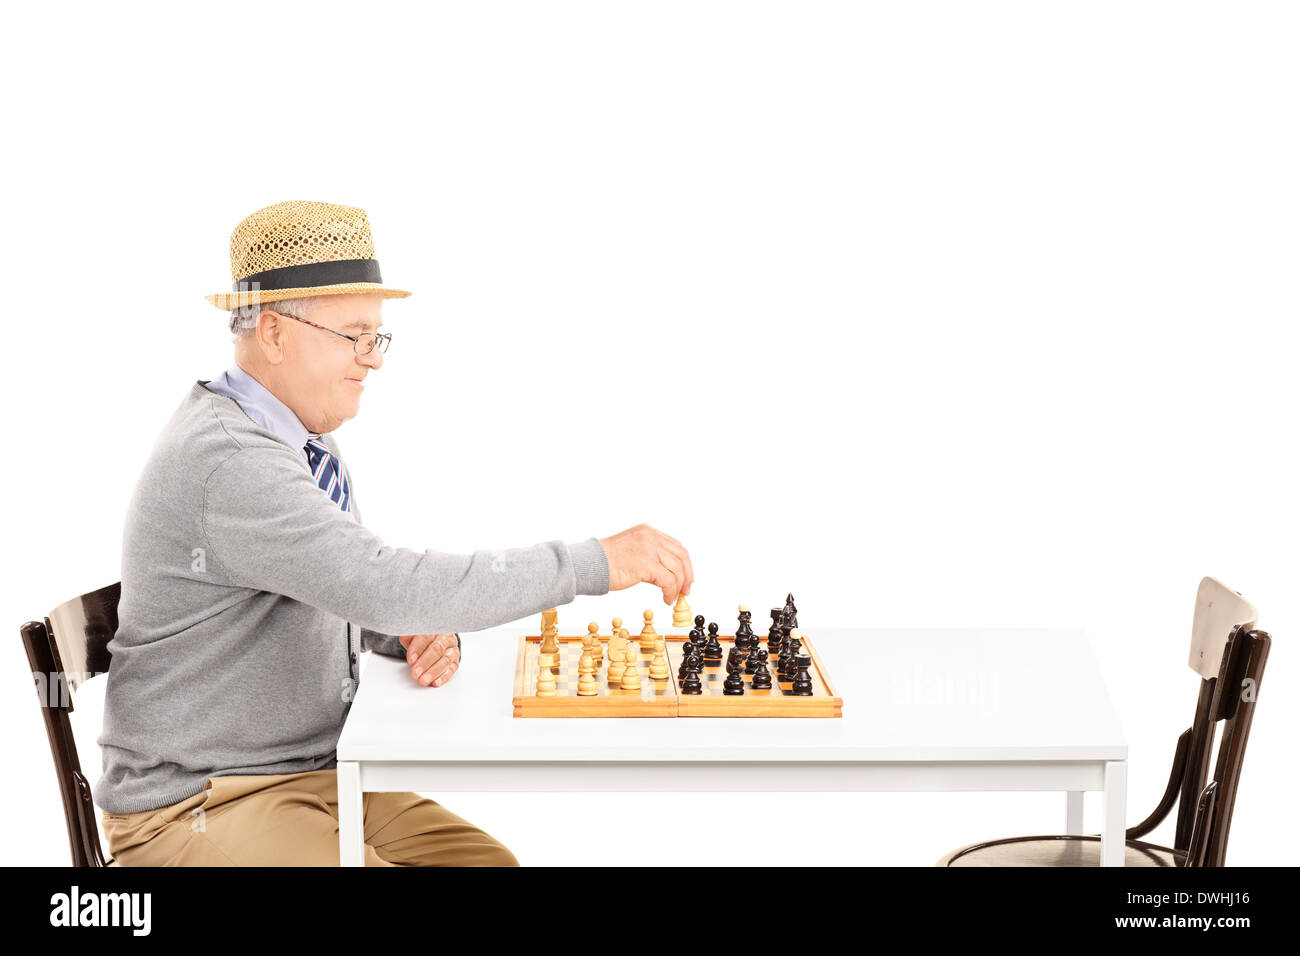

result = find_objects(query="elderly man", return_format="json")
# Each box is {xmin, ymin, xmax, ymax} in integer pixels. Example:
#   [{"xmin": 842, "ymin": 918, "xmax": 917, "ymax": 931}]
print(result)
[{"xmin": 94, "ymin": 200, "xmax": 694, "ymax": 866}]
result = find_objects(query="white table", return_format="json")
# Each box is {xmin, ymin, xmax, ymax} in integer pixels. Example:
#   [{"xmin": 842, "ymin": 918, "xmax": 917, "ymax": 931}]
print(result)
[{"xmin": 336, "ymin": 627, "xmax": 1128, "ymax": 865}]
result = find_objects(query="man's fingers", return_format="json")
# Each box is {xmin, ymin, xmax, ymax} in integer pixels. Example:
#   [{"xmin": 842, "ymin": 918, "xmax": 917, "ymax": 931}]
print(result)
[
  {"xmin": 646, "ymin": 561, "xmax": 680, "ymax": 606},
  {"xmin": 411, "ymin": 641, "xmax": 445, "ymax": 681},
  {"xmin": 656, "ymin": 551, "xmax": 686, "ymax": 606},
  {"xmin": 403, "ymin": 633, "xmax": 436, "ymax": 664},
  {"xmin": 659, "ymin": 537, "xmax": 694, "ymax": 597},
  {"xmin": 420, "ymin": 647, "xmax": 461, "ymax": 687}
]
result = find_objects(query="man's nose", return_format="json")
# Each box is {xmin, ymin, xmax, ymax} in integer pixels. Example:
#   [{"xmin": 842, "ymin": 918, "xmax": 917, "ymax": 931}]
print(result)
[{"xmin": 358, "ymin": 347, "xmax": 384, "ymax": 370}]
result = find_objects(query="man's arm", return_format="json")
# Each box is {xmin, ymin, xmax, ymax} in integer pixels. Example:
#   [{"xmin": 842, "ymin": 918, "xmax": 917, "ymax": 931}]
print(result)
[{"xmin": 202, "ymin": 446, "xmax": 609, "ymax": 635}]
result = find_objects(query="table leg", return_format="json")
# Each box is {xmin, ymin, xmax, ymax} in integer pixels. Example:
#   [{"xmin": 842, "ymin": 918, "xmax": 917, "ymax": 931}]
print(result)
[
  {"xmin": 337, "ymin": 760, "xmax": 364, "ymax": 867},
  {"xmin": 1100, "ymin": 761, "xmax": 1127, "ymax": 867},
  {"xmin": 1065, "ymin": 791, "xmax": 1084, "ymax": 834}
]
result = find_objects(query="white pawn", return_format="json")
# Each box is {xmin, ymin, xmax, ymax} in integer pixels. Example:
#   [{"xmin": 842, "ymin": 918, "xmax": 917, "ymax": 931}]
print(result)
[
  {"xmin": 577, "ymin": 667, "xmax": 597, "ymax": 696},
  {"xmin": 649, "ymin": 640, "xmax": 669, "ymax": 681},
  {"xmin": 536, "ymin": 663, "xmax": 557, "ymax": 697},
  {"xmin": 587, "ymin": 622, "xmax": 603, "ymax": 665},
  {"xmin": 621, "ymin": 646, "xmax": 642, "ymax": 690},
  {"xmin": 639, "ymin": 609, "xmax": 658, "ymax": 652}
]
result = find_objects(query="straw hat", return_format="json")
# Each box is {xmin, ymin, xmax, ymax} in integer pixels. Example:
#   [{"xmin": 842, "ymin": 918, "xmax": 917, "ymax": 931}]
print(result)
[{"xmin": 205, "ymin": 199, "xmax": 412, "ymax": 310}]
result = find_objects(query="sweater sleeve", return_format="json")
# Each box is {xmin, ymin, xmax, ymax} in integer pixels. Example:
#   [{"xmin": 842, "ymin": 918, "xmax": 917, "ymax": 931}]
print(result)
[{"xmin": 202, "ymin": 446, "xmax": 610, "ymax": 635}]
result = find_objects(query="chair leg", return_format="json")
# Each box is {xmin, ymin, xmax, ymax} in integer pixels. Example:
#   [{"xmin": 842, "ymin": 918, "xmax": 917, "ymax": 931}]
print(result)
[{"xmin": 1066, "ymin": 791, "xmax": 1084, "ymax": 834}]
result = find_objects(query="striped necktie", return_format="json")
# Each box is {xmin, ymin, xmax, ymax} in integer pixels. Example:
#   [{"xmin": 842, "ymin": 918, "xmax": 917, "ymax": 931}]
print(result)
[{"xmin": 303, "ymin": 433, "xmax": 350, "ymax": 512}]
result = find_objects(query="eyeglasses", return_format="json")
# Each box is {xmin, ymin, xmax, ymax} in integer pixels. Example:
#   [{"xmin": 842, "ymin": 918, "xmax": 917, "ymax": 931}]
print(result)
[{"xmin": 270, "ymin": 310, "xmax": 392, "ymax": 355}]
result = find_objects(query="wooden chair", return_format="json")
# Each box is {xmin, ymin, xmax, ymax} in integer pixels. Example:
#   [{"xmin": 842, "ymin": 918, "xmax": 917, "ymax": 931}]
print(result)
[
  {"xmin": 20, "ymin": 581, "xmax": 121, "ymax": 866},
  {"xmin": 938, "ymin": 577, "xmax": 1271, "ymax": 867}
]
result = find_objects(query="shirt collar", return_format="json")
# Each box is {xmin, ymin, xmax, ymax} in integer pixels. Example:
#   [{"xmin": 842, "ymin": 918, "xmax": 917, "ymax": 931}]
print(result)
[{"xmin": 214, "ymin": 363, "xmax": 312, "ymax": 453}]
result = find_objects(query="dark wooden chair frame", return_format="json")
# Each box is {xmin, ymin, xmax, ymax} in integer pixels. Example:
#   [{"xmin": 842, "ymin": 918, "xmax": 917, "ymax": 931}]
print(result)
[{"xmin": 21, "ymin": 581, "xmax": 120, "ymax": 867}]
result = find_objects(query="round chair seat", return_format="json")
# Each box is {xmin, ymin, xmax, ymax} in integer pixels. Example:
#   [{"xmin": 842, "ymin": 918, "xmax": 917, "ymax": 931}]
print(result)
[{"xmin": 938, "ymin": 834, "xmax": 1186, "ymax": 867}]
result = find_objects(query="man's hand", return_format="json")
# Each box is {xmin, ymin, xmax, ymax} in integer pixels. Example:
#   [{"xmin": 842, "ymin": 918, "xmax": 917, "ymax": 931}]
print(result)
[
  {"xmin": 598, "ymin": 523, "xmax": 695, "ymax": 605},
  {"xmin": 399, "ymin": 633, "xmax": 460, "ymax": 687}
]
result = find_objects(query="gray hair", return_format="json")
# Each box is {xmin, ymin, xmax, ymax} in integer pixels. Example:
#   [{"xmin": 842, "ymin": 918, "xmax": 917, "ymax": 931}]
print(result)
[{"xmin": 229, "ymin": 296, "xmax": 325, "ymax": 339}]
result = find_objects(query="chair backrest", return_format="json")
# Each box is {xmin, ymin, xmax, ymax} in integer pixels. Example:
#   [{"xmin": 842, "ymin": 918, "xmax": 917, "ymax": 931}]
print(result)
[
  {"xmin": 1173, "ymin": 578, "xmax": 1259, "ymax": 854},
  {"xmin": 1194, "ymin": 623, "xmax": 1270, "ymax": 866},
  {"xmin": 20, "ymin": 581, "xmax": 120, "ymax": 867},
  {"xmin": 1188, "ymin": 577, "xmax": 1257, "ymax": 680}
]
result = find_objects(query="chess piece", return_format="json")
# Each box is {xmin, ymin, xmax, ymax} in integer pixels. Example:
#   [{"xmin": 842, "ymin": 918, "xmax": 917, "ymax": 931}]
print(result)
[
  {"xmin": 745, "ymin": 645, "xmax": 768, "ymax": 675},
  {"xmin": 735, "ymin": 604, "xmax": 754, "ymax": 651},
  {"xmin": 607, "ymin": 646, "xmax": 626, "ymax": 684},
  {"xmin": 703, "ymin": 622, "xmax": 723, "ymax": 661},
  {"xmin": 620, "ymin": 647, "xmax": 642, "ymax": 690},
  {"xmin": 723, "ymin": 664, "xmax": 745, "ymax": 695},
  {"xmin": 578, "ymin": 650, "xmax": 595, "ymax": 677},
  {"xmin": 787, "ymin": 629, "xmax": 803, "ymax": 666},
  {"xmin": 649, "ymin": 641, "xmax": 670, "ymax": 681},
  {"xmin": 681, "ymin": 667, "xmax": 703, "ymax": 695},
  {"xmin": 586, "ymin": 622, "xmax": 603, "ymax": 665},
  {"xmin": 784, "ymin": 593, "xmax": 799, "ymax": 629},
  {"xmin": 673, "ymin": 595, "xmax": 692, "ymax": 628},
  {"xmin": 540, "ymin": 609, "xmax": 560, "ymax": 656},
  {"xmin": 768, "ymin": 608, "xmax": 784, "ymax": 654},
  {"xmin": 611, "ymin": 616, "xmax": 623, "ymax": 640},
  {"xmin": 791, "ymin": 654, "xmax": 814, "ymax": 696},
  {"xmin": 536, "ymin": 662, "xmax": 557, "ymax": 697},
  {"xmin": 679, "ymin": 641, "xmax": 701, "ymax": 680},
  {"xmin": 750, "ymin": 656, "xmax": 773, "ymax": 690},
  {"xmin": 639, "ymin": 609, "xmax": 658, "ymax": 652},
  {"xmin": 577, "ymin": 671, "xmax": 597, "ymax": 696}
]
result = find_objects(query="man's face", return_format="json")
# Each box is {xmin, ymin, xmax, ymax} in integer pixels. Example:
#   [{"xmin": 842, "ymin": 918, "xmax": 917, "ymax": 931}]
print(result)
[{"xmin": 270, "ymin": 292, "xmax": 385, "ymax": 434}]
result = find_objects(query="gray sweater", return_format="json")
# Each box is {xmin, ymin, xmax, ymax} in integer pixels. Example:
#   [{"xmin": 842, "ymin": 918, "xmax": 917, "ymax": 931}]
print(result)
[{"xmin": 95, "ymin": 380, "xmax": 610, "ymax": 814}]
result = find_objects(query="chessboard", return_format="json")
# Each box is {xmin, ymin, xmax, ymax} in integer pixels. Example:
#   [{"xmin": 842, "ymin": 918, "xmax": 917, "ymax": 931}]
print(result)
[{"xmin": 512, "ymin": 599, "xmax": 842, "ymax": 718}]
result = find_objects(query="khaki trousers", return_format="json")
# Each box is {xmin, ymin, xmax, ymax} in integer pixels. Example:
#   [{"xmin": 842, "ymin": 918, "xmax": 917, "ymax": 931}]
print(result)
[{"xmin": 101, "ymin": 769, "xmax": 519, "ymax": 866}]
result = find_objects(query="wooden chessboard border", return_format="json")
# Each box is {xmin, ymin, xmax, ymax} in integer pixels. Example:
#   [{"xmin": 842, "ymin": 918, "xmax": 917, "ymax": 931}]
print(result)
[{"xmin": 512, "ymin": 631, "xmax": 843, "ymax": 718}]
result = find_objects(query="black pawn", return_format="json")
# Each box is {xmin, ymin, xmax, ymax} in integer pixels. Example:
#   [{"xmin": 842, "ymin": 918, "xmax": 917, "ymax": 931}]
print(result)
[
  {"xmin": 745, "ymin": 645, "xmax": 768, "ymax": 675},
  {"xmin": 791, "ymin": 654, "xmax": 814, "ymax": 696},
  {"xmin": 678, "ymin": 642, "xmax": 700, "ymax": 680},
  {"xmin": 703, "ymin": 622, "xmax": 723, "ymax": 661},
  {"xmin": 681, "ymin": 668, "xmax": 703, "ymax": 694},
  {"xmin": 723, "ymin": 668, "xmax": 745, "ymax": 695},
  {"xmin": 751, "ymin": 658, "xmax": 773, "ymax": 690}
]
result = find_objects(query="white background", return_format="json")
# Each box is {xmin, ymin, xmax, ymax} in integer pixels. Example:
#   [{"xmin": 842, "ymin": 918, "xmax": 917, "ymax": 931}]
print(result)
[{"xmin": 2, "ymin": 1, "xmax": 1295, "ymax": 866}]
